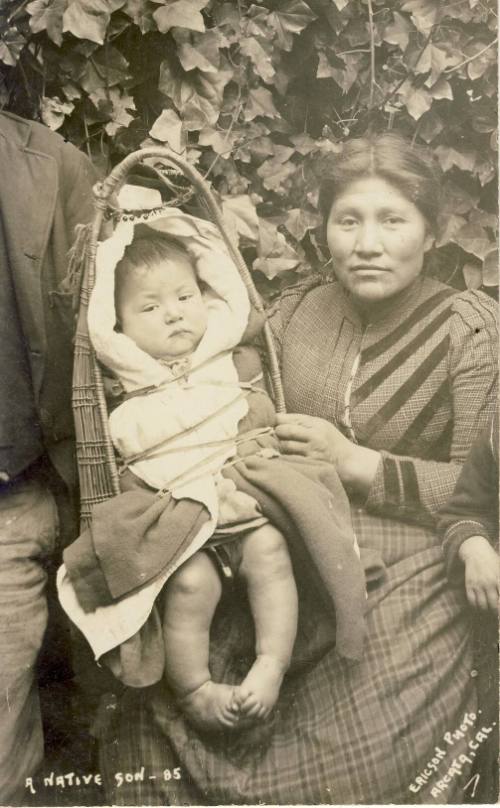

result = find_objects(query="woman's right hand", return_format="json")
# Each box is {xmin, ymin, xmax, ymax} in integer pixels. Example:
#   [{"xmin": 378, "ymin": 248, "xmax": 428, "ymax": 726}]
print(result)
[
  {"xmin": 275, "ymin": 413, "xmax": 340, "ymax": 464},
  {"xmin": 458, "ymin": 535, "xmax": 499, "ymax": 611},
  {"xmin": 275, "ymin": 413, "xmax": 381, "ymax": 498}
]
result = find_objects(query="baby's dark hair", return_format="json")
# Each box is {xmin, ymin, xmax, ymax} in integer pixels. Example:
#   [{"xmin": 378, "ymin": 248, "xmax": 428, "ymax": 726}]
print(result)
[{"xmin": 115, "ymin": 227, "xmax": 194, "ymax": 296}]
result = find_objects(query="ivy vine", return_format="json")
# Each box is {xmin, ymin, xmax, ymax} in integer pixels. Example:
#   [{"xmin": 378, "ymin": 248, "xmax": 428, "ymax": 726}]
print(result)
[{"xmin": 0, "ymin": 0, "xmax": 497, "ymax": 294}]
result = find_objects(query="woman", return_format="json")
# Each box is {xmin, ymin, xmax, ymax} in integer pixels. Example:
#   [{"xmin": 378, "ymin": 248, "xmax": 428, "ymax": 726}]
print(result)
[{"xmin": 97, "ymin": 134, "xmax": 498, "ymax": 805}]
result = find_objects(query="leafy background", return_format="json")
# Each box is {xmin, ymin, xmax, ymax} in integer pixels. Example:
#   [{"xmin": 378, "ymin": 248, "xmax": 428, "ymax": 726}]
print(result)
[{"xmin": 0, "ymin": 0, "xmax": 497, "ymax": 296}]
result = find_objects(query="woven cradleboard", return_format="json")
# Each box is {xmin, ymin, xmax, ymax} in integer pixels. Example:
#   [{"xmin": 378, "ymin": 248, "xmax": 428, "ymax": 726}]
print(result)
[{"xmin": 72, "ymin": 147, "xmax": 285, "ymax": 531}]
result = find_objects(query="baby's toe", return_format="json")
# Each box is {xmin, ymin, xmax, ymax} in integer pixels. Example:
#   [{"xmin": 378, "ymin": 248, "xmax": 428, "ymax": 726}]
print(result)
[
  {"xmin": 220, "ymin": 708, "xmax": 239, "ymax": 727},
  {"xmin": 258, "ymin": 704, "xmax": 270, "ymax": 719},
  {"xmin": 239, "ymin": 695, "xmax": 259, "ymax": 715},
  {"xmin": 245, "ymin": 699, "xmax": 264, "ymax": 718},
  {"xmin": 236, "ymin": 686, "xmax": 250, "ymax": 705},
  {"xmin": 223, "ymin": 701, "xmax": 238, "ymax": 720},
  {"xmin": 230, "ymin": 688, "xmax": 244, "ymax": 711}
]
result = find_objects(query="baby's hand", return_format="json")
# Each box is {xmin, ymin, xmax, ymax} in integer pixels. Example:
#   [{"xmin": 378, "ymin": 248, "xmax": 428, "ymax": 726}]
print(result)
[{"xmin": 458, "ymin": 535, "xmax": 499, "ymax": 611}]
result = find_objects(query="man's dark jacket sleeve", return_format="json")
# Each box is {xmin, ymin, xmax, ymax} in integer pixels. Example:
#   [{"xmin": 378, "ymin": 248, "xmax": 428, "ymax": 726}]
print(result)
[{"xmin": 438, "ymin": 413, "xmax": 498, "ymax": 581}]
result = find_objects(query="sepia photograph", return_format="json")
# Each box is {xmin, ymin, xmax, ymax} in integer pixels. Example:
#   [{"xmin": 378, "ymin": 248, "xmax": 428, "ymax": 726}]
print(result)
[{"xmin": 0, "ymin": 0, "xmax": 498, "ymax": 805}]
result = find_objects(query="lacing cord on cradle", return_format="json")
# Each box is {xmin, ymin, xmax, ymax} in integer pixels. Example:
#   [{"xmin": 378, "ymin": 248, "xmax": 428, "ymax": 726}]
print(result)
[
  {"xmin": 155, "ymin": 425, "xmax": 277, "ymax": 498},
  {"xmin": 121, "ymin": 349, "xmax": 238, "ymax": 401},
  {"xmin": 116, "ymin": 359, "xmax": 279, "ymax": 496}
]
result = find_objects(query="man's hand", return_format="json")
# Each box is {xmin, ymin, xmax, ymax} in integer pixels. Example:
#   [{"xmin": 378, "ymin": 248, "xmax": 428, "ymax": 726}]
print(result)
[{"xmin": 459, "ymin": 535, "xmax": 499, "ymax": 611}]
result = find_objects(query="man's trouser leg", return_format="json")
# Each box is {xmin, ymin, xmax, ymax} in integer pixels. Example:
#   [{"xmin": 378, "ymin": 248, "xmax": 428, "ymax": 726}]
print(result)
[{"xmin": 0, "ymin": 478, "xmax": 57, "ymax": 805}]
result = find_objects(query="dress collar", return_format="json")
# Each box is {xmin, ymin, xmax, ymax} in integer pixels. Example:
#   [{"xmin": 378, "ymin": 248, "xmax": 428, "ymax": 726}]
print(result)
[{"xmin": 335, "ymin": 275, "xmax": 427, "ymax": 331}]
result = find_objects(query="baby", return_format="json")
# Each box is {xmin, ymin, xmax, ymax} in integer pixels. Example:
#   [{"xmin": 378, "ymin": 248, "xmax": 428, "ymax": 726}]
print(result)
[
  {"xmin": 112, "ymin": 231, "xmax": 297, "ymax": 729},
  {"xmin": 59, "ymin": 209, "xmax": 366, "ymax": 735}
]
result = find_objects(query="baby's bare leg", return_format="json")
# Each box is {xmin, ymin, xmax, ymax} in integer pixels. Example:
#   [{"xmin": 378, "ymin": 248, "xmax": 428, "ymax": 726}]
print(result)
[
  {"xmin": 236, "ymin": 525, "xmax": 298, "ymax": 720},
  {"xmin": 162, "ymin": 552, "xmax": 238, "ymax": 731}
]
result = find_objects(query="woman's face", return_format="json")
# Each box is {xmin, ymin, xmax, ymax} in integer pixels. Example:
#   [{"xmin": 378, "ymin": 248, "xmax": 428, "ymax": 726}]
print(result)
[{"xmin": 326, "ymin": 176, "xmax": 434, "ymax": 305}]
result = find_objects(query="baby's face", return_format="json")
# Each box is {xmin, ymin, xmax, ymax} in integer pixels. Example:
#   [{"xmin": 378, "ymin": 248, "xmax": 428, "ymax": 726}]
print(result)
[{"xmin": 117, "ymin": 256, "xmax": 208, "ymax": 360}]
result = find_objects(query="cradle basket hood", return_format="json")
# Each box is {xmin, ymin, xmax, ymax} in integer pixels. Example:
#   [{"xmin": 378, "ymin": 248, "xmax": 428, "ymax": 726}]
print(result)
[
  {"xmin": 99, "ymin": 205, "xmax": 250, "ymax": 318},
  {"xmin": 88, "ymin": 205, "xmax": 251, "ymax": 391}
]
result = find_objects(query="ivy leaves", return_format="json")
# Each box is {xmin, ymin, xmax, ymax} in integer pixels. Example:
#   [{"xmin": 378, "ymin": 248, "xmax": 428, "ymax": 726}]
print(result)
[
  {"xmin": 153, "ymin": 0, "xmax": 209, "ymax": 35},
  {"xmin": 267, "ymin": 0, "xmax": 317, "ymax": 51},
  {"xmin": 27, "ymin": 0, "xmax": 66, "ymax": 46},
  {"xmin": 25, "ymin": 0, "xmax": 128, "ymax": 46},
  {"xmin": 0, "ymin": 25, "xmax": 25, "ymax": 66},
  {"xmin": 63, "ymin": 0, "xmax": 126, "ymax": 44},
  {"xmin": 0, "ymin": 0, "xmax": 497, "ymax": 291}
]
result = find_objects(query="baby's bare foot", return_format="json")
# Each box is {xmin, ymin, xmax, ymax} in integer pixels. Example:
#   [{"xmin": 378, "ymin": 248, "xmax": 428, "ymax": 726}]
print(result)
[
  {"xmin": 179, "ymin": 681, "xmax": 239, "ymax": 731},
  {"xmin": 237, "ymin": 654, "xmax": 286, "ymax": 721}
]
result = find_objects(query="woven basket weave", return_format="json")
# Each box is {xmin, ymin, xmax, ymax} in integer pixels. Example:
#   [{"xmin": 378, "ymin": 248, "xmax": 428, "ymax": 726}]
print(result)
[{"xmin": 72, "ymin": 148, "xmax": 285, "ymax": 531}]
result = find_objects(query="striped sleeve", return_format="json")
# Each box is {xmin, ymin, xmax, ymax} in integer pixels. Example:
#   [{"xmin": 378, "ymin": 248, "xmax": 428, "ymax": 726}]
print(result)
[{"xmin": 365, "ymin": 290, "xmax": 498, "ymax": 525}]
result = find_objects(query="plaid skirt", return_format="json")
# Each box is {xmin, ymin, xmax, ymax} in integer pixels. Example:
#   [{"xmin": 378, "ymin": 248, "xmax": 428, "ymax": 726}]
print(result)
[{"xmin": 97, "ymin": 508, "xmax": 478, "ymax": 805}]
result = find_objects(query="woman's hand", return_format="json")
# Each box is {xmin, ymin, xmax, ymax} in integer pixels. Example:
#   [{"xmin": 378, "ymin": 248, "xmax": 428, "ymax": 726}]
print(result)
[
  {"xmin": 458, "ymin": 535, "xmax": 499, "ymax": 611},
  {"xmin": 275, "ymin": 413, "xmax": 381, "ymax": 497},
  {"xmin": 275, "ymin": 413, "xmax": 341, "ymax": 464}
]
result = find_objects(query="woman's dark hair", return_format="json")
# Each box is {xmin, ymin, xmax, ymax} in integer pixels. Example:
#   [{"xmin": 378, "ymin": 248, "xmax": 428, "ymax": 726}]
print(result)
[{"xmin": 318, "ymin": 133, "xmax": 443, "ymax": 235}]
